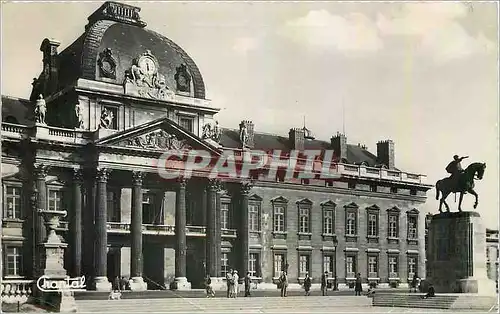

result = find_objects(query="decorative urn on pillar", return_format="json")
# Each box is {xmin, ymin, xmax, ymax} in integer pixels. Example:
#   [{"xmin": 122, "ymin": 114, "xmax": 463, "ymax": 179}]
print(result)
[{"xmin": 36, "ymin": 209, "xmax": 79, "ymax": 312}]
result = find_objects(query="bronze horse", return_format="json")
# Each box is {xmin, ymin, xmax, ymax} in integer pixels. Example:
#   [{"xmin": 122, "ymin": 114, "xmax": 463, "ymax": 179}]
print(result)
[{"xmin": 435, "ymin": 162, "xmax": 486, "ymax": 213}]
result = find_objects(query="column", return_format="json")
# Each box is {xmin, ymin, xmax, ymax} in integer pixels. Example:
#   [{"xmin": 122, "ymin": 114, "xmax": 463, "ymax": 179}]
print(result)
[
  {"xmin": 173, "ymin": 178, "xmax": 191, "ymax": 290},
  {"xmin": 70, "ymin": 169, "xmax": 83, "ymax": 277},
  {"xmin": 34, "ymin": 164, "xmax": 48, "ymax": 276},
  {"xmin": 94, "ymin": 168, "xmax": 111, "ymax": 291},
  {"xmin": 206, "ymin": 179, "xmax": 219, "ymax": 277},
  {"xmin": 82, "ymin": 171, "xmax": 96, "ymax": 280},
  {"xmin": 240, "ymin": 182, "xmax": 252, "ymax": 277},
  {"xmin": 215, "ymin": 189, "xmax": 222, "ymax": 276},
  {"xmin": 130, "ymin": 171, "xmax": 147, "ymax": 291}
]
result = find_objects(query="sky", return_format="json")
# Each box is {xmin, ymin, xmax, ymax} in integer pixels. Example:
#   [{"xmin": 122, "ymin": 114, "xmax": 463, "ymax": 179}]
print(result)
[{"xmin": 1, "ymin": 1, "xmax": 499, "ymax": 227}]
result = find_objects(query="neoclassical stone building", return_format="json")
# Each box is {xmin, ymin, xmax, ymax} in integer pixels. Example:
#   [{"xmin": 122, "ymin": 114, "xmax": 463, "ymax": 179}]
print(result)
[{"xmin": 2, "ymin": 1, "xmax": 432, "ymax": 294}]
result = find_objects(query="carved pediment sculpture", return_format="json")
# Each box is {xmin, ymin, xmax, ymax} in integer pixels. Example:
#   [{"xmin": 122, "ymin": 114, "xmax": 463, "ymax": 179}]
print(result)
[
  {"xmin": 123, "ymin": 50, "xmax": 175, "ymax": 101},
  {"xmin": 174, "ymin": 64, "xmax": 191, "ymax": 93},
  {"xmin": 201, "ymin": 120, "xmax": 221, "ymax": 143},
  {"xmin": 34, "ymin": 94, "xmax": 47, "ymax": 125},
  {"xmin": 122, "ymin": 129, "xmax": 191, "ymax": 150},
  {"xmin": 97, "ymin": 48, "xmax": 117, "ymax": 79}
]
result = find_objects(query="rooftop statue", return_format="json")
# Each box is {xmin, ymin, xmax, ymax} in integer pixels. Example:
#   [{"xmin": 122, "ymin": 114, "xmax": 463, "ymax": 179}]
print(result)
[
  {"xmin": 35, "ymin": 94, "xmax": 47, "ymax": 125},
  {"xmin": 435, "ymin": 154, "xmax": 486, "ymax": 213}
]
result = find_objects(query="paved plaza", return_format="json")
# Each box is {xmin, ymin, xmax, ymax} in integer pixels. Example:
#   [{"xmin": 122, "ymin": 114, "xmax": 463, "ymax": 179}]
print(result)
[{"xmin": 74, "ymin": 296, "xmax": 496, "ymax": 313}]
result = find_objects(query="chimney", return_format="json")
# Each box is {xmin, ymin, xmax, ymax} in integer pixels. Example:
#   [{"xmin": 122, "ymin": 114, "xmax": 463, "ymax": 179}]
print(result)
[
  {"xmin": 331, "ymin": 132, "xmax": 347, "ymax": 162},
  {"xmin": 40, "ymin": 38, "xmax": 61, "ymax": 96},
  {"xmin": 289, "ymin": 128, "xmax": 305, "ymax": 151},
  {"xmin": 239, "ymin": 120, "xmax": 254, "ymax": 148},
  {"xmin": 377, "ymin": 140, "xmax": 395, "ymax": 169}
]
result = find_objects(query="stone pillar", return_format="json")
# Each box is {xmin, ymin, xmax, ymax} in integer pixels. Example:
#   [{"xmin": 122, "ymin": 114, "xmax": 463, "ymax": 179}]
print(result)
[
  {"xmin": 206, "ymin": 179, "xmax": 219, "ymax": 277},
  {"xmin": 240, "ymin": 182, "xmax": 252, "ymax": 277},
  {"xmin": 82, "ymin": 172, "xmax": 96, "ymax": 281},
  {"xmin": 70, "ymin": 169, "xmax": 83, "ymax": 277},
  {"xmin": 94, "ymin": 168, "xmax": 111, "ymax": 291},
  {"xmin": 215, "ymin": 189, "xmax": 222, "ymax": 275},
  {"xmin": 34, "ymin": 164, "xmax": 49, "ymax": 275},
  {"xmin": 427, "ymin": 211, "xmax": 496, "ymax": 295},
  {"xmin": 130, "ymin": 171, "xmax": 147, "ymax": 291},
  {"xmin": 173, "ymin": 178, "xmax": 191, "ymax": 290}
]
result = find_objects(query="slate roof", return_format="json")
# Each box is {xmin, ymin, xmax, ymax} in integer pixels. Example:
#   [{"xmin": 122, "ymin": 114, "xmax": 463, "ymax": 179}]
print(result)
[
  {"xmin": 219, "ymin": 128, "xmax": 381, "ymax": 167},
  {"xmin": 52, "ymin": 15, "xmax": 206, "ymax": 99},
  {"xmin": 1, "ymin": 96, "xmax": 32, "ymax": 125}
]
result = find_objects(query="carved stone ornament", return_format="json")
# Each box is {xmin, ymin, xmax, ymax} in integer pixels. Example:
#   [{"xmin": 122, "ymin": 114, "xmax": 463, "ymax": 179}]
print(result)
[
  {"xmin": 75, "ymin": 102, "xmax": 84, "ymax": 129},
  {"xmin": 174, "ymin": 64, "xmax": 191, "ymax": 93},
  {"xmin": 201, "ymin": 120, "xmax": 221, "ymax": 143},
  {"xmin": 35, "ymin": 94, "xmax": 47, "ymax": 125},
  {"xmin": 100, "ymin": 107, "xmax": 115, "ymax": 129},
  {"xmin": 97, "ymin": 48, "xmax": 117, "ymax": 79},
  {"xmin": 122, "ymin": 129, "xmax": 191, "ymax": 150},
  {"xmin": 123, "ymin": 50, "xmax": 175, "ymax": 101}
]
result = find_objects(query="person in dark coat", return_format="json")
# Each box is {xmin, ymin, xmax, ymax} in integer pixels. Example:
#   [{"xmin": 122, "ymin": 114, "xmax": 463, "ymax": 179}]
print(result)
[
  {"xmin": 244, "ymin": 272, "xmax": 251, "ymax": 297},
  {"xmin": 410, "ymin": 273, "xmax": 419, "ymax": 293},
  {"xmin": 113, "ymin": 276, "xmax": 121, "ymax": 292},
  {"xmin": 321, "ymin": 271, "xmax": 328, "ymax": 296},
  {"xmin": 354, "ymin": 273, "xmax": 363, "ymax": 296},
  {"xmin": 303, "ymin": 273, "xmax": 312, "ymax": 296}
]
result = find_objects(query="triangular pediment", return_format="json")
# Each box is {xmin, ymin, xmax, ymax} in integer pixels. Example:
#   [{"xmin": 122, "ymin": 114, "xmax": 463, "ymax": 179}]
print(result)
[
  {"xmin": 95, "ymin": 116, "xmax": 221, "ymax": 155},
  {"xmin": 271, "ymin": 196, "xmax": 288, "ymax": 203},
  {"xmin": 320, "ymin": 200, "xmax": 336, "ymax": 207},
  {"xmin": 296, "ymin": 198, "xmax": 313, "ymax": 205}
]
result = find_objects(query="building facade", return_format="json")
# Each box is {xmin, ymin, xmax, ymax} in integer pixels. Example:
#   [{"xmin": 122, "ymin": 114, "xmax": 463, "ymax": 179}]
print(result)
[
  {"xmin": 486, "ymin": 229, "xmax": 499, "ymax": 287},
  {"xmin": 1, "ymin": 2, "xmax": 432, "ymax": 294}
]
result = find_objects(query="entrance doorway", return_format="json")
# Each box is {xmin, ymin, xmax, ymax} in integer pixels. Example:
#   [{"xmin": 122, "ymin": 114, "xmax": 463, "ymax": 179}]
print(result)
[
  {"xmin": 143, "ymin": 243, "xmax": 165, "ymax": 289},
  {"xmin": 107, "ymin": 247, "xmax": 121, "ymax": 284}
]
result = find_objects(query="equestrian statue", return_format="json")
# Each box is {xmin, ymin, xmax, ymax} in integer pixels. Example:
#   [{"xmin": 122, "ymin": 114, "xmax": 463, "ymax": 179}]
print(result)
[{"xmin": 435, "ymin": 154, "xmax": 486, "ymax": 213}]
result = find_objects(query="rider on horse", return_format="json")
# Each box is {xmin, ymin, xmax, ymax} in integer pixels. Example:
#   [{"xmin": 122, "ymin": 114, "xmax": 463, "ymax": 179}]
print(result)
[{"xmin": 445, "ymin": 155, "xmax": 468, "ymax": 189}]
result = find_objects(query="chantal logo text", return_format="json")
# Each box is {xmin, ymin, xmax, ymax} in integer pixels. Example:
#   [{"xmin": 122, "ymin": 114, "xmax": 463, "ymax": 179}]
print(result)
[{"xmin": 36, "ymin": 275, "xmax": 86, "ymax": 292}]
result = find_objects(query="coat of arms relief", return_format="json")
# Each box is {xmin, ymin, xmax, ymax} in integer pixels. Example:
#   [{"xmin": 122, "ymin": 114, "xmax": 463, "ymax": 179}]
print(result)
[{"xmin": 122, "ymin": 50, "xmax": 192, "ymax": 101}]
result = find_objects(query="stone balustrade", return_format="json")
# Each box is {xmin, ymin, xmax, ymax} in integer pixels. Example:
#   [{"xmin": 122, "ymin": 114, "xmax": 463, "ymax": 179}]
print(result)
[
  {"xmin": 105, "ymin": 222, "xmax": 236, "ymax": 238},
  {"xmin": 1, "ymin": 279, "xmax": 34, "ymax": 304}
]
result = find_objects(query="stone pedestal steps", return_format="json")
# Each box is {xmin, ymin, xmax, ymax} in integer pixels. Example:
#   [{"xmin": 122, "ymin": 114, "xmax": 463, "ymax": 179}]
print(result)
[
  {"xmin": 372, "ymin": 293, "xmax": 498, "ymax": 310},
  {"xmin": 75, "ymin": 296, "xmax": 372, "ymax": 313}
]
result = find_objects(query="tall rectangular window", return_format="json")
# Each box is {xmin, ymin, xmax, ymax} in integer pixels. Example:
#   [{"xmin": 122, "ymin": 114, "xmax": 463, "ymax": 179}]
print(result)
[
  {"xmin": 248, "ymin": 253, "xmax": 260, "ymax": 277},
  {"xmin": 323, "ymin": 254, "xmax": 334, "ymax": 276},
  {"xmin": 346, "ymin": 212, "xmax": 357, "ymax": 236},
  {"xmin": 299, "ymin": 207, "xmax": 310, "ymax": 233},
  {"xmin": 273, "ymin": 205, "xmax": 285, "ymax": 232},
  {"xmin": 323, "ymin": 209, "xmax": 334, "ymax": 234},
  {"xmin": 107, "ymin": 190, "xmax": 121, "ymax": 222},
  {"xmin": 221, "ymin": 252, "xmax": 229, "ymax": 277},
  {"xmin": 299, "ymin": 254, "xmax": 310, "ymax": 278},
  {"xmin": 4, "ymin": 186, "xmax": 22, "ymax": 219},
  {"xmin": 388, "ymin": 215, "xmax": 399, "ymax": 238},
  {"xmin": 221, "ymin": 203, "xmax": 229, "ymax": 229},
  {"xmin": 248, "ymin": 204, "xmax": 259, "ymax": 232},
  {"xmin": 368, "ymin": 255, "xmax": 378, "ymax": 278},
  {"xmin": 368, "ymin": 213, "xmax": 378, "ymax": 237},
  {"xmin": 5, "ymin": 247, "xmax": 22, "ymax": 276},
  {"xmin": 388, "ymin": 256, "xmax": 398, "ymax": 278},
  {"xmin": 48, "ymin": 189, "xmax": 63, "ymax": 211},
  {"xmin": 408, "ymin": 216, "xmax": 418, "ymax": 239},
  {"xmin": 408, "ymin": 256, "xmax": 417, "ymax": 278},
  {"xmin": 273, "ymin": 253, "xmax": 286, "ymax": 277},
  {"xmin": 346, "ymin": 255, "xmax": 356, "ymax": 278},
  {"xmin": 142, "ymin": 192, "xmax": 157, "ymax": 224},
  {"xmin": 179, "ymin": 117, "xmax": 194, "ymax": 133}
]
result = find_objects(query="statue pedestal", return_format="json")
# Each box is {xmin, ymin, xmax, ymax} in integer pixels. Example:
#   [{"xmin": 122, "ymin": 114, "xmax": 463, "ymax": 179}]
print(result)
[{"xmin": 426, "ymin": 211, "xmax": 496, "ymax": 295}]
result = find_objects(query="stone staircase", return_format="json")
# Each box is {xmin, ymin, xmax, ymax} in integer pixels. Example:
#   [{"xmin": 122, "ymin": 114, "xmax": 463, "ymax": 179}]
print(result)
[
  {"xmin": 372, "ymin": 293, "xmax": 498, "ymax": 310},
  {"xmin": 75, "ymin": 295, "xmax": 372, "ymax": 313}
]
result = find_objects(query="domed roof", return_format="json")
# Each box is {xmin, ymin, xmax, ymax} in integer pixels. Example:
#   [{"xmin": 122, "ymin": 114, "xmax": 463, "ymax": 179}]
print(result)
[{"xmin": 57, "ymin": 1, "xmax": 206, "ymax": 99}]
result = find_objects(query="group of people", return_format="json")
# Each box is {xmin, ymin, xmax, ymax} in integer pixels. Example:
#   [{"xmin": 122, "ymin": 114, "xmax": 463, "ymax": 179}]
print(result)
[
  {"xmin": 204, "ymin": 269, "xmax": 252, "ymax": 298},
  {"xmin": 112, "ymin": 276, "xmax": 133, "ymax": 292}
]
